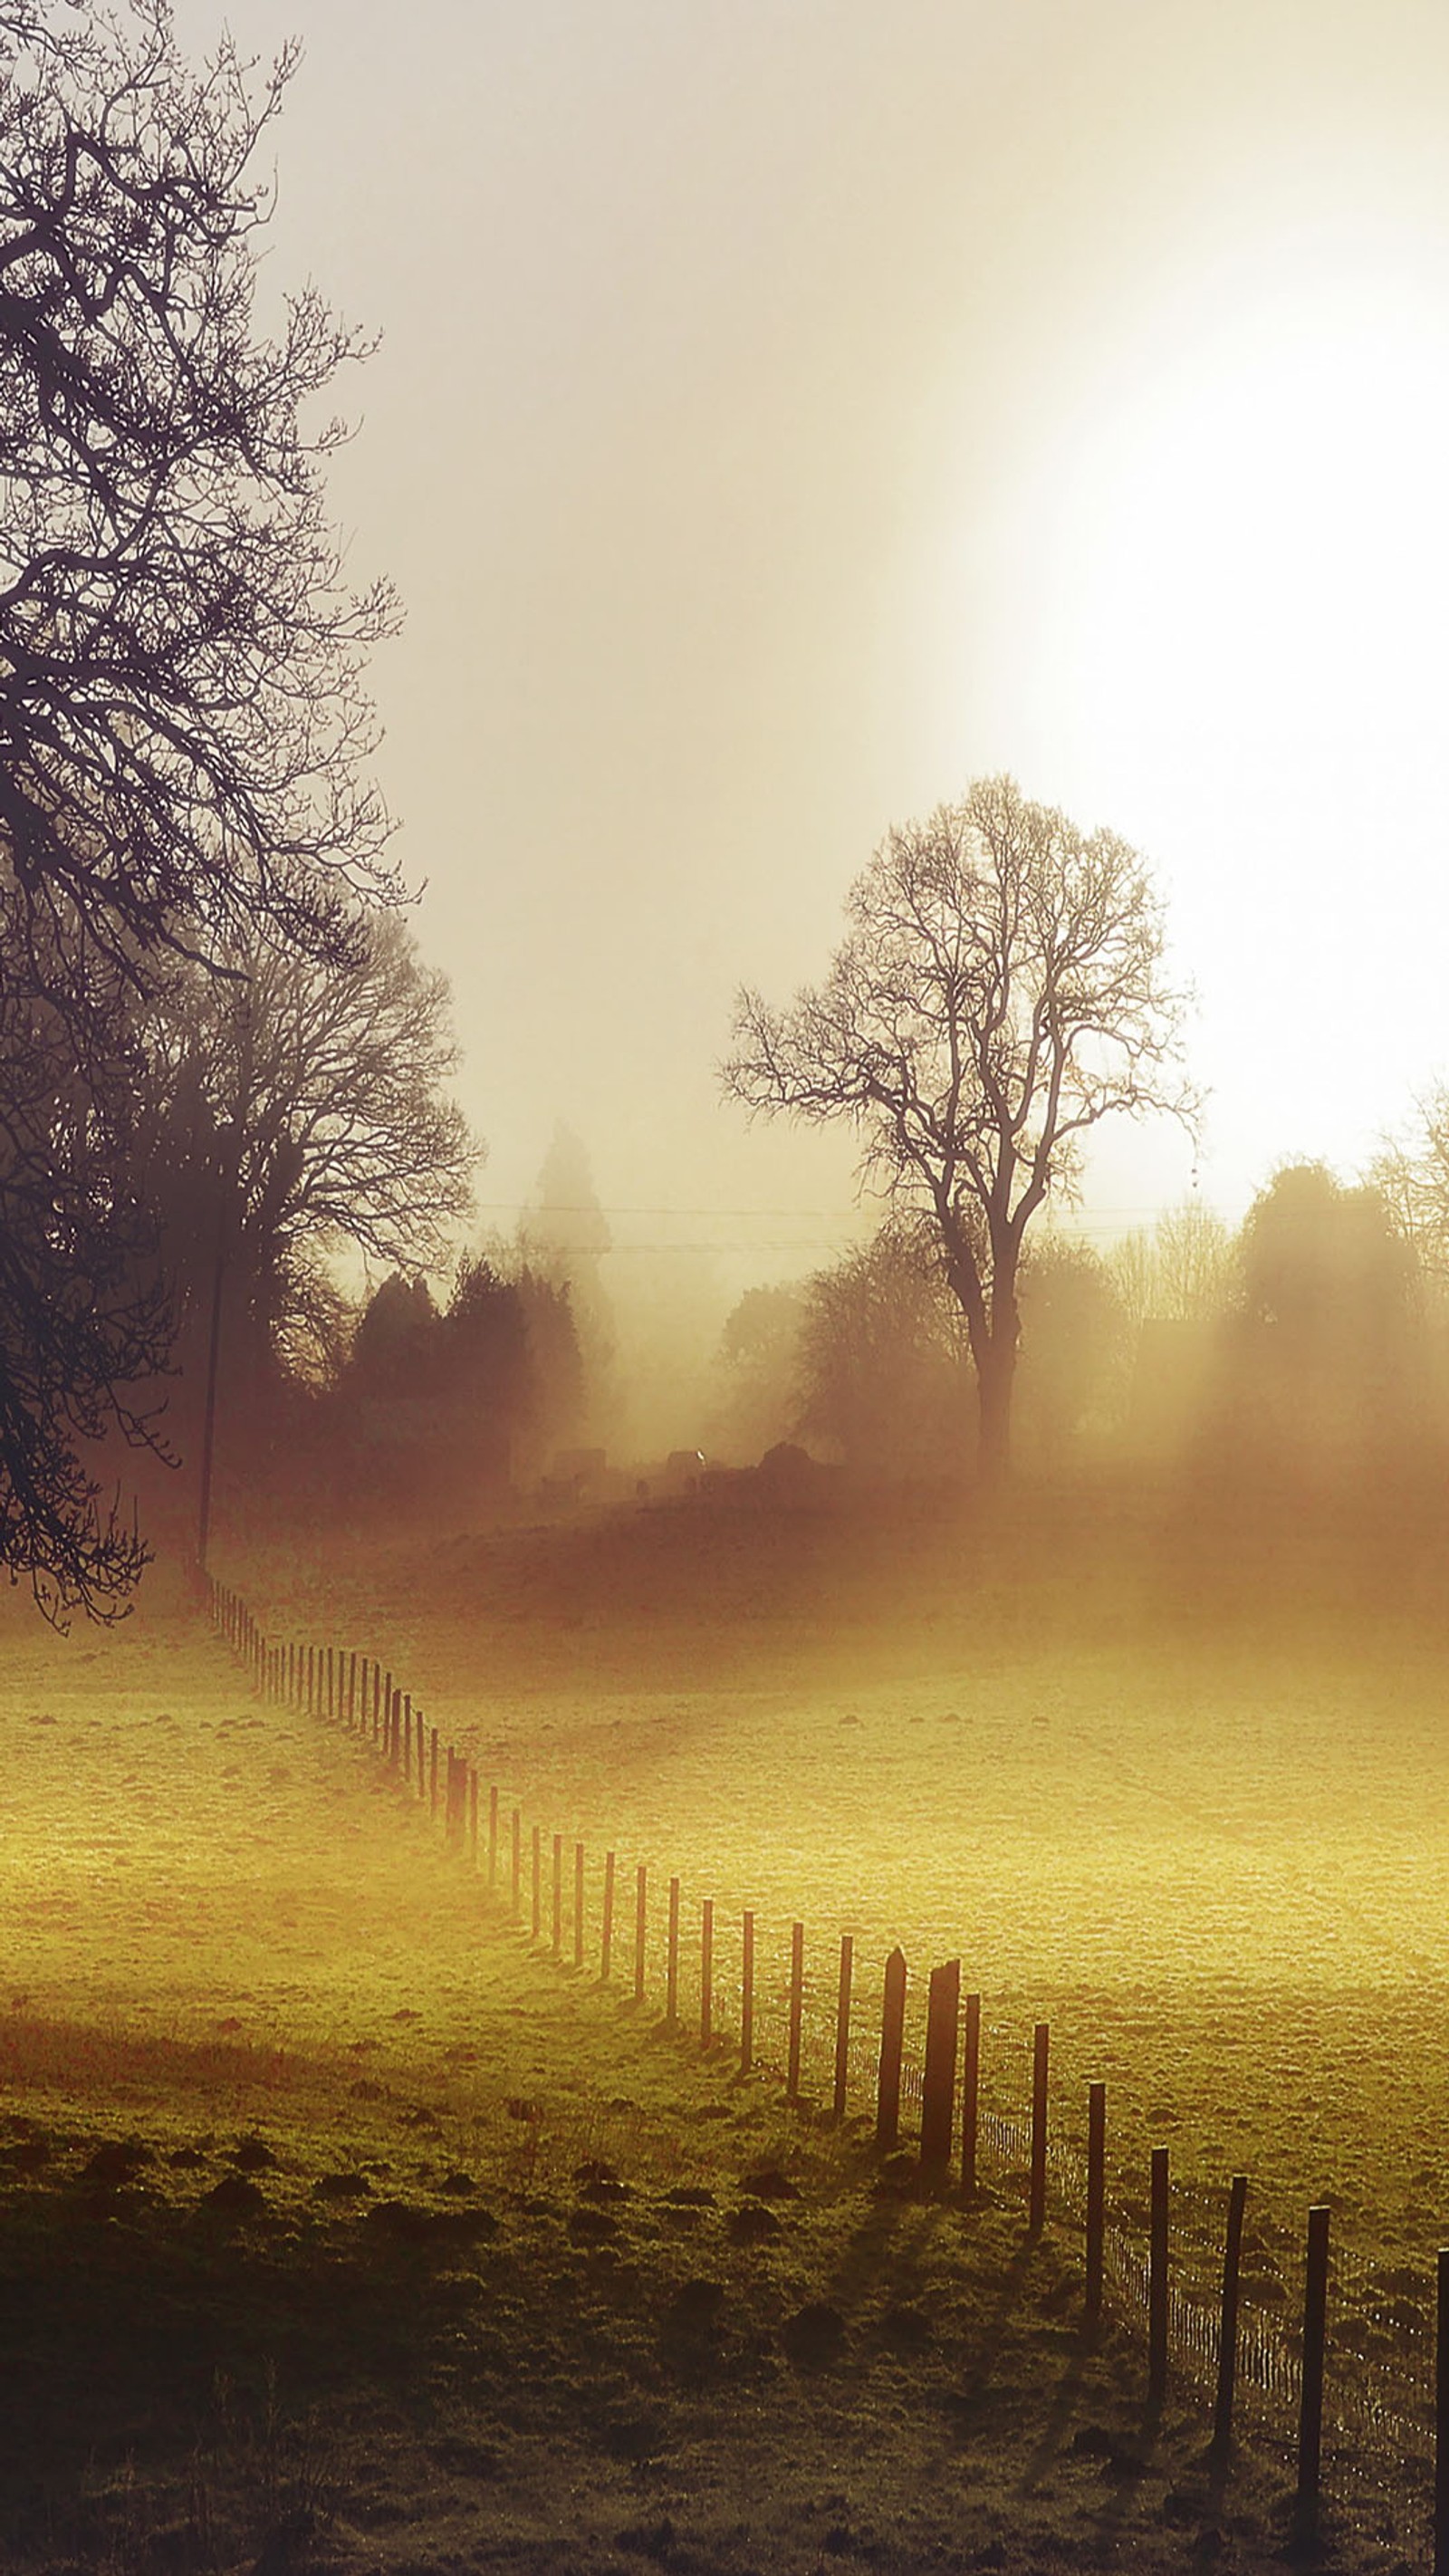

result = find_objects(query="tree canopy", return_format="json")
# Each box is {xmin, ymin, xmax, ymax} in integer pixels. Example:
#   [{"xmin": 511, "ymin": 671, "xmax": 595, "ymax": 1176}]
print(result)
[
  {"xmin": 0, "ymin": 2, "xmax": 397, "ymax": 1002},
  {"xmin": 724, "ymin": 774, "xmax": 1195, "ymax": 1475},
  {"xmin": 132, "ymin": 914, "xmax": 477, "ymax": 1391},
  {"xmin": 0, "ymin": 1, "xmax": 400, "ymax": 1613}
]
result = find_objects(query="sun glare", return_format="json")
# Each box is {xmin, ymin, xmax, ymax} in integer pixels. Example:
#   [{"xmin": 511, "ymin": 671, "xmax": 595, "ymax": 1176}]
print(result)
[
  {"xmin": 943, "ymin": 235, "xmax": 1449, "ymax": 1202},
  {"xmin": 1050, "ymin": 252, "xmax": 1449, "ymax": 794}
]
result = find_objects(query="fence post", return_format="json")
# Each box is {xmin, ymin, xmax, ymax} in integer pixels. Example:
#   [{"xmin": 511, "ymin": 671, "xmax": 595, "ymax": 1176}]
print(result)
[
  {"xmin": 1030, "ymin": 2023, "xmax": 1050, "ymax": 2233},
  {"xmin": 1086, "ymin": 2081, "xmax": 1106, "ymax": 2328},
  {"xmin": 833, "ymin": 1936, "xmax": 853, "ymax": 2119},
  {"xmin": 417, "ymin": 1704, "xmax": 427, "ymax": 1796},
  {"xmin": 488, "ymin": 1784, "xmax": 499, "ymax": 1890},
  {"xmin": 601, "ymin": 1850, "xmax": 615, "ymax": 1980},
  {"xmin": 574, "ymin": 1841, "xmax": 585, "ymax": 1968},
  {"xmin": 1297, "ymin": 2205, "xmax": 1330, "ymax": 2523},
  {"xmin": 920, "ymin": 1959, "xmax": 961, "ymax": 2172},
  {"xmin": 1435, "ymin": 2246, "xmax": 1449, "ymax": 2576},
  {"xmin": 468, "ymin": 1767, "xmax": 478, "ymax": 1863},
  {"xmin": 961, "ymin": 1992, "xmax": 981, "ymax": 2196},
  {"xmin": 429, "ymin": 1727, "xmax": 439, "ymax": 1819},
  {"xmin": 666, "ymin": 1876, "xmax": 680, "ymax": 2025},
  {"xmin": 876, "ymin": 1947, "xmax": 907, "ymax": 2149},
  {"xmin": 741, "ymin": 1909, "xmax": 754, "ymax": 2074},
  {"xmin": 551, "ymin": 1832, "xmax": 561, "ymax": 1953},
  {"xmin": 327, "ymin": 1645, "xmax": 334, "ymax": 1718},
  {"xmin": 531, "ymin": 1825, "xmax": 542, "ymax": 1940},
  {"xmin": 1149, "ymin": 2147, "xmax": 1169, "ymax": 2403},
  {"xmin": 511, "ymin": 1807, "xmax": 522, "ymax": 1918},
  {"xmin": 701, "ymin": 1899, "xmax": 713, "ymax": 2047},
  {"xmin": 787, "ymin": 1921, "xmax": 804, "ymax": 2100},
  {"xmin": 348, "ymin": 1649, "xmax": 357, "ymax": 1725},
  {"xmin": 634, "ymin": 1864, "xmax": 648, "ymax": 2004},
  {"xmin": 1212, "ymin": 2173, "xmax": 1248, "ymax": 2457}
]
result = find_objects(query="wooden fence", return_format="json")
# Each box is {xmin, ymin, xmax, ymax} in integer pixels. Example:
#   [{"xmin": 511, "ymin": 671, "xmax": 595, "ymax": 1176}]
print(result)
[{"xmin": 207, "ymin": 1575, "xmax": 1449, "ymax": 2565}]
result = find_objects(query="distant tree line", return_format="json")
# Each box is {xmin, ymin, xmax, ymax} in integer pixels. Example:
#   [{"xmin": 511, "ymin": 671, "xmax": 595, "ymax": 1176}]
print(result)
[
  {"xmin": 15, "ymin": 7, "xmax": 1449, "ymax": 1614},
  {"xmin": 708, "ymin": 1150, "xmax": 1449, "ymax": 1493}
]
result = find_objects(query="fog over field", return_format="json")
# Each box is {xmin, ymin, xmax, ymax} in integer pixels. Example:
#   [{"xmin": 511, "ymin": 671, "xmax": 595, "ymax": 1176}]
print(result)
[{"xmin": 9, "ymin": 2, "xmax": 1449, "ymax": 2571}]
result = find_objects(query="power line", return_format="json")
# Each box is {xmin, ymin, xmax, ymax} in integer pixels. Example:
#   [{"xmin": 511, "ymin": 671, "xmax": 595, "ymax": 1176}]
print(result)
[
  {"xmin": 484, "ymin": 1201, "xmax": 861, "ymax": 1222},
  {"xmin": 482, "ymin": 1199, "xmax": 1240, "ymax": 1225}
]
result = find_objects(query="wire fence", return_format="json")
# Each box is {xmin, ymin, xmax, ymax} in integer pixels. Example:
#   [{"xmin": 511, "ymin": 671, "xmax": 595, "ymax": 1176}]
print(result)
[{"xmin": 207, "ymin": 1576, "xmax": 1448, "ymax": 2564}]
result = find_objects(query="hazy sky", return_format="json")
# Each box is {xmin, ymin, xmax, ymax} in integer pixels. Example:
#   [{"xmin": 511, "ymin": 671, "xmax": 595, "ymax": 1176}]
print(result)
[{"xmin": 178, "ymin": 0, "xmax": 1449, "ymax": 1269}]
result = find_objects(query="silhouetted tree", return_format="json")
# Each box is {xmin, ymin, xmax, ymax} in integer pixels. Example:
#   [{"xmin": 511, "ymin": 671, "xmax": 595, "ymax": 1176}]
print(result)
[
  {"xmin": 709, "ymin": 1283, "xmax": 807, "ymax": 1462},
  {"xmin": 0, "ymin": 3, "xmax": 396, "ymax": 1001},
  {"xmin": 0, "ymin": 947, "xmax": 170, "ymax": 1620},
  {"xmin": 336, "ymin": 1254, "xmax": 584, "ymax": 1507},
  {"xmin": 1372, "ymin": 1094, "xmax": 1449, "ymax": 1306},
  {"xmin": 347, "ymin": 1274, "xmax": 439, "ymax": 1402},
  {"xmin": 1156, "ymin": 1200, "xmax": 1233, "ymax": 1322},
  {"xmin": 0, "ymin": 2, "xmax": 398, "ymax": 1609},
  {"xmin": 1110, "ymin": 1199, "xmax": 1232, "ymax": 1333},
  {"xmin": 1213, "ymin": 1162, "xmax": 1419, "ymax": 1469},
  {"xmin": 1013, "ymin": 1239, "xmax": 1127, "ymax": 1460},
  {"xmin": 724, "ymin": 776, "xmax": 1195, "ymax": 1479},
  {"xmin": 510, "ymin": 1265, "xmax": 588, "ymax": 1469},
  {"xmin": 518, "ymin": 1123, "xmax": 615, "ymax": 1438},
  {"xmin": 133, "ymin": 915, "xmax": 476, "ymax": 1397},
  {"xmin": 795, "ymin": 1224, "xmax": 973, "ymax": 1475}
]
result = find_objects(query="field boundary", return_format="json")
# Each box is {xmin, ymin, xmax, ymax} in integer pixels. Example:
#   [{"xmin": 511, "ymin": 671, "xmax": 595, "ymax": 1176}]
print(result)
[{"xmin": 206, "ymin": 1574, "xmax": 1449, "ymax": 2564}]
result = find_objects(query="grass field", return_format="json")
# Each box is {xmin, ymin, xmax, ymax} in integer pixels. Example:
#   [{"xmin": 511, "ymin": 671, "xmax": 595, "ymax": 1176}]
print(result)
[{"xmin": 3, "ymin": 1475, "xmax": 1447, "ymax": 2571}]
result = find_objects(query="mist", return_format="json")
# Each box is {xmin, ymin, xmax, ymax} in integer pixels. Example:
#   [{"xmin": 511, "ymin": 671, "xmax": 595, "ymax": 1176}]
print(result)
[{"xmin": 10, "ymin": 3, "xmax": 1449, "ymax": 2571}]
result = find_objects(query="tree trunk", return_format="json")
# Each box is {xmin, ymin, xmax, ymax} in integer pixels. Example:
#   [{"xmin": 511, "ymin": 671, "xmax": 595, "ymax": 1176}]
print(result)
[
  {"xmin": 976, "ymin": 1331, "xmax": 1016, "ymax": 1485},
  {"xmin": 976, "ymin": 1249, "xmax": 1022, "ymax": 1485}
]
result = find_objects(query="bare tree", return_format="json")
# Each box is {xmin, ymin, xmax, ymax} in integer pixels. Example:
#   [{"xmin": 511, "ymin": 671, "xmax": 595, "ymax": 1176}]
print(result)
[
  {"xmin": 1373, "ymin": 1095, "xmax": 1449, "ymax": 1301},
  {"xmin": 0, "ymin": 2, "xmax": 400, "ymax": 1608},
  {"xmin": 134, "ymin": 914, "xmax": 478, "ymax": 1391},
  {"xmin": 0, "ymin": 3, "xmax": 398, "ymax": 1000},
  {"xmin": 1155, "ymin": 1199, "xmax": 1231, "ymax": 1322},
  {"xmin": 795, "ymin": 1223, "xmax": 973, "ymax": 1474},
  {"xmin": 1108, "ymin": 1197, "xmax": 1230, "ymax": 1331},
  {"xmin": 0, "ymin": 941, "xmax": 170, "ymax": 1620},
  {"xmin": 724, "ymin": 775, "xmax": 1195, "ymax": 1477}
]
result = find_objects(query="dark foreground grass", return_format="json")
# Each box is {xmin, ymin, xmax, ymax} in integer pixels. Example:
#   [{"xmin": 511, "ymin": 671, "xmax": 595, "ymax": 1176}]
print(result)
[{"xmin": 0, "ymin": 2010, "xmax": 1300, "ymax": 2576}]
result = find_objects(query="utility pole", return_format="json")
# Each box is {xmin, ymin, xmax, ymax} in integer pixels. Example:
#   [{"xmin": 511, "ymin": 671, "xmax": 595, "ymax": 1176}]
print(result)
[{"xmin": 196, "ymin": 986, "xmax": 254, "ymax": 1572}]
